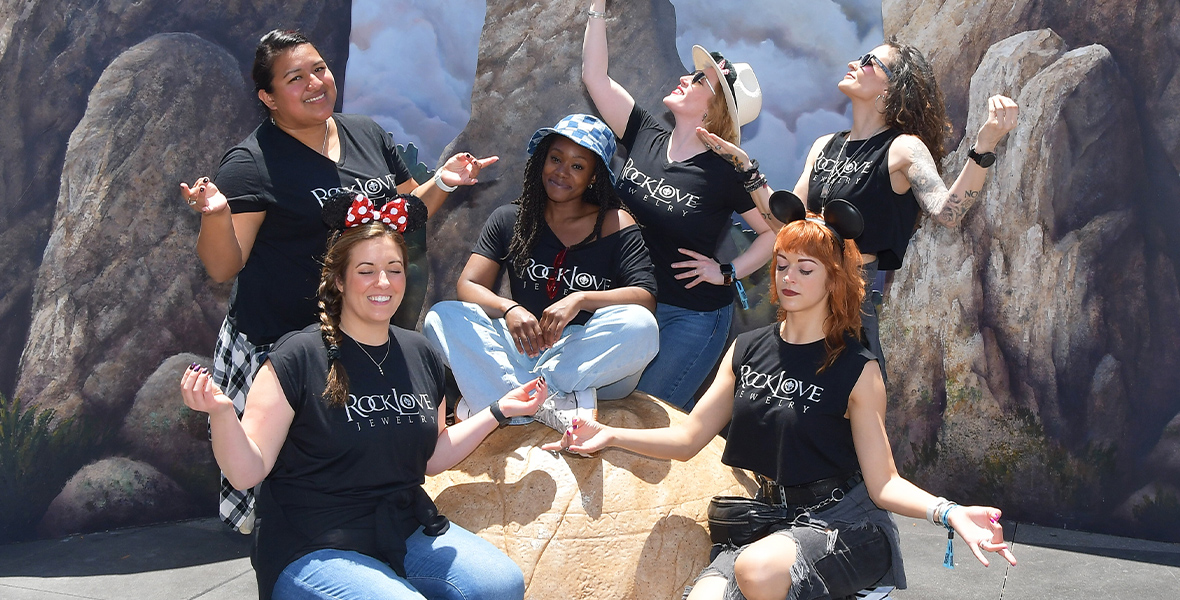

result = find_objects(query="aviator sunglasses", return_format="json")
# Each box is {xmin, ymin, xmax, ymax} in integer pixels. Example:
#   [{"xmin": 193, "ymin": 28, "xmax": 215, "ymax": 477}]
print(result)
[
  {"xmin": 689, "ymin": 70, "xmax": 716, "ymax": 95},
  {"xmin": 857, "ymin": 53, "xmax": 895, "ymax": 80}
]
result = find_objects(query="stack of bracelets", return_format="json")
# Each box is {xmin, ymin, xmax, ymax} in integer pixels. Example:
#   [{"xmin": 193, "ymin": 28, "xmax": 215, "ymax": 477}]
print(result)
[
  {"xmin": 740, "ymin": 158, "xmax": 767, "ymax": 193},
  {"xmin": 927, "ymin": 496, "xmax": 961, "ymax": 569}
]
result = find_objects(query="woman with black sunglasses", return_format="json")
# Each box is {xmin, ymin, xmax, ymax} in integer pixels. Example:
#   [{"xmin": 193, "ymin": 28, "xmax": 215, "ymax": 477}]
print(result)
[{"xmin": 700, "ymin": 37, "xmax": 1018, "ymax": 379}]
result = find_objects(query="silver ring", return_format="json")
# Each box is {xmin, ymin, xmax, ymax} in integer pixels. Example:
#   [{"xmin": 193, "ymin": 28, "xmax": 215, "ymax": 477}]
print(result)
[{"xmin": 188, "ymin": 200, "xmax": 197, "ymax": 206}]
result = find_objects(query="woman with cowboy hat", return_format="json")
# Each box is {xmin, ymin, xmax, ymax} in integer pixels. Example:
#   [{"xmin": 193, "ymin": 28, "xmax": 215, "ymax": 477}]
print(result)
[
  {"xmin": 178, "ymin": 29, "xmax": 497, "ymax": 532},
  {"xmin": 424, "ymin": 114, "xmax": 659, "ymax": 432},
  {"xmin": 581, "ymin": 0, "xmax": 776, "ymax": 411},
  {"xmin": 180, "ymin": 193, "xmax": 543, "ymax": 600},
  {"xmin": 698, "ymin": 37, "xmax": 1019, "ymax": 381},
  {"xmin": 547, "ymin": 198, "xmax": 1017, "ymax": 600}
]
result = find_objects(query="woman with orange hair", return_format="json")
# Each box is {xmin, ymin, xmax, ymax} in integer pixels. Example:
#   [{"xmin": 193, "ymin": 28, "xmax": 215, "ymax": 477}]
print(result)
[{"xmin": 551, "ymin": 199, "xmax": 1016, "ymax": 600}]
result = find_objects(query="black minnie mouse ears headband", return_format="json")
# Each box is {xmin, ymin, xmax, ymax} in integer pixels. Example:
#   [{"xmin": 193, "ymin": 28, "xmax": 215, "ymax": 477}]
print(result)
[
  {"xmin": 767, "ymin": 190, "xmax": 864, "ymax": 251},
  {"xmin": 320, "ymin": 189, "xmax": 428, "ymax": 235}
]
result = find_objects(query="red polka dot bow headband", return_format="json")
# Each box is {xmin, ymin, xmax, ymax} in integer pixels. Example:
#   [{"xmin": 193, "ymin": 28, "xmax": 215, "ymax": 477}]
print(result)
[
  {"xmin": 345, "ymin": 194, "xmax": 410, "ymax": 231},
  {"xmin": 320, "ymin": 189, "xmax": 427, "ymax": 236}
]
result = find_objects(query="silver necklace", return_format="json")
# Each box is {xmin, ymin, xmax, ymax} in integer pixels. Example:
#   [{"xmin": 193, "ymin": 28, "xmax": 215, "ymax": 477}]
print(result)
[
  {"xmin": 819, "ymin": 125, "xmax": 887, "ymax": 203},
  {"xmin": 354, "ymin": 336, "xmax": 390, "ymax": 376},
  {"xmin": 321, "ymin": 119, "xmax": 329, "ymax": 155}
]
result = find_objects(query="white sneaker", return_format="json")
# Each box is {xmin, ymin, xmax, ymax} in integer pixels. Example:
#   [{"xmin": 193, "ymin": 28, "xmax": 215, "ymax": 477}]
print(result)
[
  {"xmin": 534, "ymin": 391, "xmax": 578, "ymax": 432},
  {"xmin": 454, "ymin": 397, "xmax": 474, "ymax": 421},
  {"xmin": 574, "ymin": 388, "xmax": 597, "ymax": 423}
]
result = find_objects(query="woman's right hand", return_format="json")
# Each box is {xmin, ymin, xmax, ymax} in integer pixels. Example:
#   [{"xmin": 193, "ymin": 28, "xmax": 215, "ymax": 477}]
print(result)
[
  {"xmin": 542, "ymin": 416, "xmax": 612, "ymax": 454},
  {"xmin": 504, "ymin": 305, "xmax": 546, "ymax": 357},
  {"xmin": 180, "ymin": 177, "xmax": 229, "ymax": 215},
  {"xmin": 179, "ymin": 363, "xmax": 235, "ymax": 416}
]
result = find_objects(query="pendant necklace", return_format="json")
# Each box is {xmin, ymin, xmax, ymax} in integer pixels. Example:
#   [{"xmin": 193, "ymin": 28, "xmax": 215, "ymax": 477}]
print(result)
[
  {"xmin": 354, "ymin": 336, "xmax": 391, "ymax": 376},
  {"xmin": 321, "ymin": 119, "xmax": 329, "ymax": 156},
  {"xmin": 819, "ymin": 125, "xmax": 888, "ymax": 204}
]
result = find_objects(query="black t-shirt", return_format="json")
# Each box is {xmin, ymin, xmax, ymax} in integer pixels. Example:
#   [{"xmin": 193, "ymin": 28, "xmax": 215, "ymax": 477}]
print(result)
[
  {"xmin": 722, "ymin": 325, "xmax": 875, "ymax": 486},
  {"xmin": 216, "ymin": 114, "xmax": 419, "ymax": 345},
  {"xmin": 615, "ymin": 105, "xmax": 756, "ymax": 312},
  {"xmin": 805, "ymin": 129, "xmax": 921, "ymax": 271},
  {"xmin": 471, "ymin": 204, "xmax": 657, "ymax": 326},
  {"xmin": 253, "ymin": 324, "xmax": 447, "ymax": 599}
]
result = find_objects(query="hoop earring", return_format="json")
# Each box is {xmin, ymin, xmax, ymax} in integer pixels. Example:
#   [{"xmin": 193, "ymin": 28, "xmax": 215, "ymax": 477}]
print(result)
[{"xmin": 874, "ymin": 94, "xmax": 886, "ymax": 114}]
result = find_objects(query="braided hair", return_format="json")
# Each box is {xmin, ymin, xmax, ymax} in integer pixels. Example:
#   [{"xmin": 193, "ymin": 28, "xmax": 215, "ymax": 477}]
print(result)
[
  {"xmin": 506, "ymin": 134, "xmax": 629, "ymax": 275},
  {"xmin": 318, "ymin": 206, "xmax": 410, "ymax": 407},
  {"xmin": 880, "ymin": 36, "xmax": 952, "ymax": 173}
]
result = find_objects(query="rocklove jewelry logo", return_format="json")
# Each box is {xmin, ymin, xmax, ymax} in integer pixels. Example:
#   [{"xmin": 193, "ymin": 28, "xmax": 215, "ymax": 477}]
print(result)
[
  {"xmin": 522, "ymin": 259, "xmax": 611, "ymax": 292},
  {"xmin": 345, "ymin": 390, "xmax": 435, "ymax": 430},
  {"xmin": 738, "ymin": 365, "xmax": 825, "ymax": 411},
  {"xmin": 811, "ymin": 150, "xmax": 873, "ymax": 188},
  {"xmin": 311, "ymin": 173, "xmax": 402, "ymax": 206},
  {"xmin": 620, "ymin": 158, "xmax": 701, "ymax": 215}
]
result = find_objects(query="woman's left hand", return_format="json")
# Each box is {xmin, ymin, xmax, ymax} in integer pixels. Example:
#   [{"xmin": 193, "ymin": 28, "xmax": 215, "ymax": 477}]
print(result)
[
  {"xmin": 696, "ymin": 127, "xmax": 753, "ymax": 171},
  {"xmin": 975, "ymin": 95, "xmax": 1019, "ymax": 151},
  {"xmin": 437, "ymin": 152, "xmax": 500, "ymax": 188},
  {"xmin": 497, "ymin": 376, "xmax": 548, "ymax": 418},
  {"xmin": 947, "ymin": 505, "xmax": 1018, "ymax": 567},
  {"xmin": 540, "ymin": 292, "xmax": 583, "ymax": 346},
  {"xmin": 672, "ymin": 248, "xmax": 724, "ymax": 288}
]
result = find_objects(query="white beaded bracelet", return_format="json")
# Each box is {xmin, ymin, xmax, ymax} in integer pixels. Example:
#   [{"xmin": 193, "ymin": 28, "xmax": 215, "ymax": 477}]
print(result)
[{"xmin": 433, "ymin": 172, "xmax": 458, "ymax": 193}]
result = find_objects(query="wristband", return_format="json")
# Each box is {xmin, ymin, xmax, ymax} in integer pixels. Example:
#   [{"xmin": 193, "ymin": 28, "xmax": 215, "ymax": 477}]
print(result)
[
  {"xmin": 433, "ymin": 171, "xmax": 459, "ymax": 193},
  {"xmin": 587, "ymin": 9, "xmax": 606, "ymax": 19},
  {"xmin": 503, "ymin": 304, "xmax": 526, "ymax": 319},
  {"xmin": 927, "ymin": 497, "xmax": 948, "ymax": 526},
  {"xmin": 743, "ymin": 173, "xmax": 767, "ymax": 193},
  {"xmin": 738, "ymin": 157, "xmax": 759, "ymax": 174},
  {"xmin": 488, "ymin": 401, "xmax": 510, "ymax": 426}
]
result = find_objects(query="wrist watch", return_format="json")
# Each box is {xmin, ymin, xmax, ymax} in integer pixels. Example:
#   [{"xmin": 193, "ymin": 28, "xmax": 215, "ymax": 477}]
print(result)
[
  {"xmin": 720, "ymin": 263, "xmax": 735, "ymax": 286},
  {"xmin": 968, "ymin": 146, "xmax": 996, "ymax": 168}
]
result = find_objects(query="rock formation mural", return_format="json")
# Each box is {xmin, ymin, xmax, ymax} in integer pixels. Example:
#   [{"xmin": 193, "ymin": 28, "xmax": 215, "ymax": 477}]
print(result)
[{"xmin": 0, "ymin": 0, "xmax": 1176, "ymax": 554}]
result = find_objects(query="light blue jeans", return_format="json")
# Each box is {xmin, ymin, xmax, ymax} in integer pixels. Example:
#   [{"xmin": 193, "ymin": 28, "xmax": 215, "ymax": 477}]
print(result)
[
  {"xmin": 423, "ymin": 301, "xmax": 659, "ymax": 412},
  {"xmin": 273, "ymin": 524, "xmax": 524, "ymax": 600},
  {"xmin": 636, "ymin": 302, "xmax": 734, "ymax": 411}
]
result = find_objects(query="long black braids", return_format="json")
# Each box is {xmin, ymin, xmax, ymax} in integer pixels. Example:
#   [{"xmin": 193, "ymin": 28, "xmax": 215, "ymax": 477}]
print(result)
[{"xmin": 506, "ymin": 134, "xmax": 629, "ymax": 275}]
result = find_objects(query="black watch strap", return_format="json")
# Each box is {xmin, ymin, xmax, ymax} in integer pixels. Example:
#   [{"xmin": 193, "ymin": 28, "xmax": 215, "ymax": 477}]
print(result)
[
  {"xmin": 968, "ymin": 146, "xmax": 996, "ymax": 168},
  {"xmin": 488, "ymin": 401, "xmax": 510, "ymax": 426}
]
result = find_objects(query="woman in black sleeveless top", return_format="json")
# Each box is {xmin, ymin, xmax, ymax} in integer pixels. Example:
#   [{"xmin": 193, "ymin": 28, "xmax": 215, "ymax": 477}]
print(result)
[
  {"xmin": 552, "ymin": 216, "xmax": 1017, "ymax": 600},
  {"xmin": 699, "ymin": 37, "xmax": 1018, "ymax": 378}
]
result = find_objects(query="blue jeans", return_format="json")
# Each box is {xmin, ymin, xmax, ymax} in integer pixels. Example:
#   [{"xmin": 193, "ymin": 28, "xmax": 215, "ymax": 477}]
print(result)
[
  {"xmin": 423, "ymin": 301, "xmax": 659, "ymax": 412},
  {"xmin": 273, "ymin": 524, "xmax": 524, "ymax": 600},
  {"xmin": 637, "ymin": 302, "xmax": 734, "ymax": 411}
]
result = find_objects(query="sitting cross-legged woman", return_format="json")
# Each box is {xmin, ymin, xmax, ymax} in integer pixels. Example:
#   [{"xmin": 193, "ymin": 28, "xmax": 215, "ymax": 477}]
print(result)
[
  {"xmin": 180, "ymin": 193, "xmax": 542, "ymax": 600},
  {"xmin": 425, "ymin": 114, "xmax": 659, "ymax": 432},
  {"xmin": 549, "ymin": 197, "xmax": 1016, "ymax": 600}
]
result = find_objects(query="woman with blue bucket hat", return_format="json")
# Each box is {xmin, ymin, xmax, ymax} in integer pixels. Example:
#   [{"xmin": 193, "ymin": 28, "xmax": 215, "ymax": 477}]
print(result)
[{"xmin": 424, "ymin": 114, "xmax": 660, "ymax": 432}]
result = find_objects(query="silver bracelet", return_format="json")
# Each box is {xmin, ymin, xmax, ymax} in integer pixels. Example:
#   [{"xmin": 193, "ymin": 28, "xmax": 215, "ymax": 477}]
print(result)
[
  {"xmin": 433, "ymin": 171, "xmax": 458, "ymax": 193},
  {"xmin": 927, "ymin": 497, "xmax": 948, "ymax": 526},
  {"xmin": 587, "ymin": 9, "xmax": 606, "ymax": 19}
]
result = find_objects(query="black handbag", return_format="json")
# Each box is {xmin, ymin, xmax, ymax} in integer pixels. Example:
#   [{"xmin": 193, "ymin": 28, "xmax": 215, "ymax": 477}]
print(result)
[{"xmin": 706, "ymin": 496, "xmax": 791, "ymax": 547}]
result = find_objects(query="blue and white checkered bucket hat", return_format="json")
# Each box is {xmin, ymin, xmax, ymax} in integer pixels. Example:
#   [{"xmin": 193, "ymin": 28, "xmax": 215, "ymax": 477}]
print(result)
[{"xmin": 526, "ymin": 114, "xmax": 617, "ymax": 184}]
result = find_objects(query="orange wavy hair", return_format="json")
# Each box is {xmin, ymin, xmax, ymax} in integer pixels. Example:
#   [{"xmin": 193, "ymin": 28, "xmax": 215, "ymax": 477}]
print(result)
[{"xmin": 768, "ymin": 215, "xmax": 865, "ymax": 372}]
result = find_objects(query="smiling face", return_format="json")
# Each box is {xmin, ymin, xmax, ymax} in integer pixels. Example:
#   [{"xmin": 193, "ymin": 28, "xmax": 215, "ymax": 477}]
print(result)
[
  {"xmin": 337, "ymin": 236, "xmax": 405, "ymax": 329},
  {"xmin": 541, "ymin": 135, "xmax": 598, "ymax": 205},
  {"xmin": 775, "ymin": 250, "xmax": 831, "ymax": 317},
  {"xmin": 663, "ymin": 68, "xmax": 719, "ymax": 116},
  {"xmin": 837, "ymin": 44, "xmax": 894, "ymax": 101},
  {"xmin": 257, "ymin": 43, "xmax": 337, "ymax": 128}
]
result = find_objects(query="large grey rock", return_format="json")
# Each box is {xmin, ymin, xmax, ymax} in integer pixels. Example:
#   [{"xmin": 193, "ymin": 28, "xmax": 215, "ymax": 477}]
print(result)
[
  {"xmin": 0, "ymin": 0, "xmax": 351, "ymax": 397},
  {"xmin": 39, "ymin": 457, "xmax": 196, "ymax": 538},
  {"xmin": 425, "ymin": 0, "xmax": 685, "ymax": 307},
  {"xmin": 119, "ymin": 353, "xmax": 218, "ymax": 502},
  {"xmin": 14, "ymin": 34, "xmax": 249, "ymax": 421}
]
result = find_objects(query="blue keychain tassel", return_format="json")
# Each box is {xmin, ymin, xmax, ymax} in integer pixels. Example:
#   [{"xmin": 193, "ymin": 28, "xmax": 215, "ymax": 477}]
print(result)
[{"xmin": 940, "ymin": 503, "xmax": 959, "ymax": 569}]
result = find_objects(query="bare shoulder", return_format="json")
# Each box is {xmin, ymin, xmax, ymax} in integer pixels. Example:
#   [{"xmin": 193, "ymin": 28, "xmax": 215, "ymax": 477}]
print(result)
[{"xmin": 601, "ymin": 208, "xmax": 636, "ymax": 236}]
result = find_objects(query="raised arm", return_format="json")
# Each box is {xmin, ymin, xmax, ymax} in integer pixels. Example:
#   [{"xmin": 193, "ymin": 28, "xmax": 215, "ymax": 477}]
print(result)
[
  {"xmin": 426, "ymin": 377, "xmax": 546, "ymax": 475},
  {"xmin": 182, "ymin": 178, "xmax": 265, "ymax": 283},
  {"xmin": 894, "ymin": 95, "xmax": 1018, "ymax": 228},
  {"xmin": 582, "ymin": 0, "xmax": 635, "ymax": 135},
  {"xmin": 179, "ymin": 362, "xmax": 293, "ymax": 490},
  {"xmin": 406, "ymin": 152, "xmax": 499, "ymax": 217},
  {"xmin": 848, "ymin": 360, "xmax": 1016, "ymax": 567},
  {"xmin": 545, "ymin": 342, "xmax": 740, "ymax": 458}
]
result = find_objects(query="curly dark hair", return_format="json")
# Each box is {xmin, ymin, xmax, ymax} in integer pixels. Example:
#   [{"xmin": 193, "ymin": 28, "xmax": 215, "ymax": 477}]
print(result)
[
  {"xmin": 505, "ymin": 134, "xmax": 628, "ymax": 274},
  {"xmin": 880, "ymin": 36, "xmax": 951, "ymax": 173},
  {"xmin": 318, "ymin": 222, "xmax": 408, "ymax": 407}
]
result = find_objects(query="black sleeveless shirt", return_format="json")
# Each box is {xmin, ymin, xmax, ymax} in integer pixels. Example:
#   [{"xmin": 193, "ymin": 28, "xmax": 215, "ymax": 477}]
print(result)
[
  {"xmin": 806, "ymin": 130, "xmax": 920, "ymax": 270},
  {"xmin": 722, "ymin": 325, "xmax": 876, "ymax": 486}
]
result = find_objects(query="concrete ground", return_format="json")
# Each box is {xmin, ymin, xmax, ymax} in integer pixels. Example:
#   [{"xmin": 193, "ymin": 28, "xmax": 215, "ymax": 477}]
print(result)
[{"xmin": 1, "ymin": 515, "xmax": 1177, "ymax": 599}]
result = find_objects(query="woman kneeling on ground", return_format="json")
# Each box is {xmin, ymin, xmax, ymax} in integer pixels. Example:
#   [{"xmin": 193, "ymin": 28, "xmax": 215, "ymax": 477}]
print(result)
[
  {"xmin": 180, "ymin": 196, "xmax": 541, "ymax": 600},
  {"xmin": 549, "ymin": 199, "xmax": 1016, "ymax": 600},
  {"xmin": 425, "ymin": 114, "xmax": 659, "ymax": 432}
]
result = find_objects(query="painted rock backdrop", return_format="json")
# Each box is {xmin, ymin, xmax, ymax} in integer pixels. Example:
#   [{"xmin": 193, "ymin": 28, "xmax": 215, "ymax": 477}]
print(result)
[{"xmin": 0, "ymin": 0, "xmax": 1176, "ymax": 550}]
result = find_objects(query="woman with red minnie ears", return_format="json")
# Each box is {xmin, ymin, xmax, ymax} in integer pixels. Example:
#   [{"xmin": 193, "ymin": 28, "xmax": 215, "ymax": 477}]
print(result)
[{"xmin": 549, "ymin": 196, "xmax": 1016, "ymax": 600}]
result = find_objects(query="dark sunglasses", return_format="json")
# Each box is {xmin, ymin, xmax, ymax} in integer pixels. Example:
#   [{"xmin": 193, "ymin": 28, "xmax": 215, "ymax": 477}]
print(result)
[
  {"xmin": 689, "ymin": 70, "xmax": 716, "ymax": 95},
  {"xmin": 857, "ymin": 53, "xmax": 895, "ymax": 80},
  {"xmin": 546, "ymin": 247, "xmax": 568, "ymax": 299}
]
